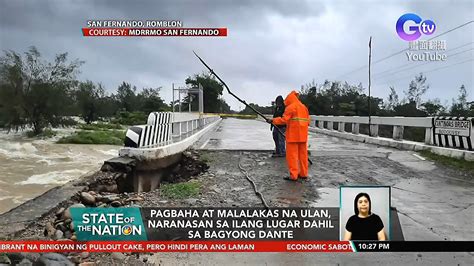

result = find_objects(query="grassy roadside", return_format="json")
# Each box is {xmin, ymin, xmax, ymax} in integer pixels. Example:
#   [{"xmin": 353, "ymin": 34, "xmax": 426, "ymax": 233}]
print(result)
[
  {"xmin": 418, "ymin": 150, "xmax": 474, "ymax": 175},
  {"xmin": 57, "ymin": 129, "xmax": 125, "ymax": 145},
  {"xmin": 160, "ymin": 181, "xmax": 201, "ymax": 199},
  {"xmin": 78, "ymin": 123, "xmax": 124, "ymax": 130},
  {"xmin": 57, "ymin": 122, "xmax": 127, "ymax": 145}
]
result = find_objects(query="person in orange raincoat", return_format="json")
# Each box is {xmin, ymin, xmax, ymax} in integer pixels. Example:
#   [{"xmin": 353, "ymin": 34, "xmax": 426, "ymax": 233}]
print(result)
[{"xmin": 269, "ymin": 90, "xmax": 310, "ymax": 181}]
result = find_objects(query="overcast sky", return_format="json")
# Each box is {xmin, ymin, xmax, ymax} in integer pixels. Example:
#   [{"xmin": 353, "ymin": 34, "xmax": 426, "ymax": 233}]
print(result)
[{"xmin": 1, "ymin": 0, "xmax": 473, "ymax": 111}]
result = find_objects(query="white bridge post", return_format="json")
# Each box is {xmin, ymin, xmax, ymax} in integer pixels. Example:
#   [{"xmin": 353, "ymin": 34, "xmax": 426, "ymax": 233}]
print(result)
[
  {"xmin": 393, "ymin": 125, "xmax": 404, "ymax": 140},
  {"xmin": 338, "ymin": 122, "xmax": 345, "ymax": 132},
  {"xmin": 352, "ymin": 123, "xmax": 359, "ymax": 134}
]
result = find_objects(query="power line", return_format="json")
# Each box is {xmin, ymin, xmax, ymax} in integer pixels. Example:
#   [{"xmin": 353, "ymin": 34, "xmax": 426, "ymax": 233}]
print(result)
[
  {"xmin": 373, "ymin": 41, "xmax": 473, "ymax": 78},
  {"xmin": 335, "ymin": 20, "xmax": 474, "ymax": 80},
  {"xmin": 373, "ymin": 58, "xmax": 473, "ymax": 86},
  {"xmin": 374, "ymin": 47, "xmax": 473, "ymax": 80},
  {"xmin": 376, "ymin": 58, "xmax": 473, "ymax": 86}
]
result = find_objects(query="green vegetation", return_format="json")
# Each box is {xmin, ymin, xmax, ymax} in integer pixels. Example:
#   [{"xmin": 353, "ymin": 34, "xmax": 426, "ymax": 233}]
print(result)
[
  {"xmin": 74, "ymin": 81, "xmax": 105, "ymax": 124},
  {"xmin": 236, "ymin": 74, "xmax": 472, "ymax": 123},
  {"xmin": 0, "ymin": 47, "xmax": 173, "ymax": 136},
  {"xmin": 79, "ymin": 123, "xmax": 123, "ymax": 130},
  {"xmin": 57, "ymin": 130, "xmax": 125, "ymax": 145},
  {"xmin": 296, "ymin": 74, "xmax": 472, "ymax": 142},
  {"xmin": 26, "ymin": 128, "xmax": 57, "ymax": 138},
  {"xmin": 0, "ymin": 47, "xmax": 83, "ymax": 135},
  {"xmin": 1, "ymin": 47, "xmax": 471, "ymax": 140},
  {"xmin": 199, "ymin": 153, "xmax": 211, "ymax": 163},
  {"xmin": 58, "ymin": 121, "xmax": 126, "ymax": 145},
  {"xmin": 111, "ymin": 111, "xmax": 148, "ymax": 125},
  {"xmin": 418, "ymin": 150, "xmax": 474, "ymax": 175},
  {"xmin": 160, "ymin": 181, "xmax": 201, "ymax": 199},
  {"xmin": 298, "ymin": 74, "xmax": 473, "ymax": 118}
]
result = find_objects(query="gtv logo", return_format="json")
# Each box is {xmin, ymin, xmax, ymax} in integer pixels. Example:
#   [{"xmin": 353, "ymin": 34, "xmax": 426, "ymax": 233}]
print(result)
[{"xmin": 396, "ymin": 13, "xmax": 436, "ymax": 41}]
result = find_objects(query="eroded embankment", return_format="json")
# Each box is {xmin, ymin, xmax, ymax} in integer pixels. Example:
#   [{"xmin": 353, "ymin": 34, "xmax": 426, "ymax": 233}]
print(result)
[{"xmin": 0, "ymin": 150, "xmax": 208, "ymax": 265}]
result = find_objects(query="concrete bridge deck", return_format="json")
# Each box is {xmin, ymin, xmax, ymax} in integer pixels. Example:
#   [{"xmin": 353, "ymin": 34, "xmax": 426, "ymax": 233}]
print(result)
[{"xmin": 196, "ymin": 118, "xmax": 473, "ymax": 241}]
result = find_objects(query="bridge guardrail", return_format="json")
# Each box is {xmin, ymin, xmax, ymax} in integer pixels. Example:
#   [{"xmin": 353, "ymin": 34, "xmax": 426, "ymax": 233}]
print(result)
[
  {"xmin": 311, "ymin": 115, "xmax": 473, "ymax": 151},
  {"xmin": 124, "ymin": 112, "xmax": 220, "ymax": 148}
]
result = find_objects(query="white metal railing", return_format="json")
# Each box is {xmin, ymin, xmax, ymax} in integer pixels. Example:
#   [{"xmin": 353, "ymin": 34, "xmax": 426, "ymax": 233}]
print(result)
[
  {"xmin": 311, "ymin": 115, "xmax": 434, "ymax": 144},
  {"xmin": 124, "ymin": 112, "xmax": 220, "ymax": 148},
  {"xmin": 171, "ymin": 113, "xmax": 220, "ymax": 139},
  {"xmin": 311, "ymin": 115, "xmax": 474, "ymax": 151}
]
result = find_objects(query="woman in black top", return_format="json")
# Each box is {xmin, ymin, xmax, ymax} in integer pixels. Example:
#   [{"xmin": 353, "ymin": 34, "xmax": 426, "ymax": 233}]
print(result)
[{"xmin": 343, "ymin": 192, "xmax": 386, "ymax": 240}]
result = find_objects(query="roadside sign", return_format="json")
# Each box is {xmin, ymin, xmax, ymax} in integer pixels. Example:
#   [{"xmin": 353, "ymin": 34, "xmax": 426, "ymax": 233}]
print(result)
[{"xmin": 434, "ymin": 119, "xmax": 470, "ymax": 137}]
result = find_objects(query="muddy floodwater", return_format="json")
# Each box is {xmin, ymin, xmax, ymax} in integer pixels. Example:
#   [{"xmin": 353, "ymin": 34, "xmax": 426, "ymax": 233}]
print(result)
[{"xmin": 0, "ymin": 130, "xmax": 120, "ymax": 214}]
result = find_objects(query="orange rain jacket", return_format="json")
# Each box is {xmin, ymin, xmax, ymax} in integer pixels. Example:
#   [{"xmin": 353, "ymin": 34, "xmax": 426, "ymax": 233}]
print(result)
[{"xmin": 272, "ymin": 91, "xmax": 310, "ymax": 142}]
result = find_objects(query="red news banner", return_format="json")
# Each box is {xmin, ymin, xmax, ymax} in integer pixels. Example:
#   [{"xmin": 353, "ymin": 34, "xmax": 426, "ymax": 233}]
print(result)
[
  {"xmin": 0, "ymin": 241, "xmax": 353, "ymax": 253},
  {"xmin": 82, "ymin": 28, "xmax": 228, "ymax": 37}
]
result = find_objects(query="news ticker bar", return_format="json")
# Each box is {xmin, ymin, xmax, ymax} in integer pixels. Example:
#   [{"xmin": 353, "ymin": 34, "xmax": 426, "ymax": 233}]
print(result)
[
  {"xmin": 82, "ymin": 28, "xmax": 228, "ymax": 37},
  {"xmin": 352, "ymin": 241, "xmax": 474, "ymax": 252},
  {"xmin": 0, "ymin": 241, "xmax": 472, "ymax": 253}
]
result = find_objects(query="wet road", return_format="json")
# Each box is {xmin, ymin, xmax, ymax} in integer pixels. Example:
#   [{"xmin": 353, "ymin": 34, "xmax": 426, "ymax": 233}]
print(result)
[
  {"xmin": 198, "ymin": 118, "xmax": 473, "ymax": 241},
  {"xmin": 197, "ymin": 118, "xmax": 275, "ymax": 150}
]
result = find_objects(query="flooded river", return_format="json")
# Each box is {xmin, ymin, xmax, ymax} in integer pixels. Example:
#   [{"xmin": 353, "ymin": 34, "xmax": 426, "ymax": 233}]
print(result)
[{"xmin": 0, "ymin": 130, "xmax": 120, "ymax": 214}]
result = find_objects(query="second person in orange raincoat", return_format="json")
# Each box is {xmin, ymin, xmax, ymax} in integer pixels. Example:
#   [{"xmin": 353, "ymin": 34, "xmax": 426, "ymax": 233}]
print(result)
[{"xmin": 269, "ymin": 90, "xmax": 310, "ymax": 181}]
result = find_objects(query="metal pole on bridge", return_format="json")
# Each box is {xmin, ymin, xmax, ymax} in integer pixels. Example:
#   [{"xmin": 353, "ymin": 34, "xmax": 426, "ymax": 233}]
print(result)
[{"xmin": 368, "ymin": 36, "xmax": 372, "ymax": 136}]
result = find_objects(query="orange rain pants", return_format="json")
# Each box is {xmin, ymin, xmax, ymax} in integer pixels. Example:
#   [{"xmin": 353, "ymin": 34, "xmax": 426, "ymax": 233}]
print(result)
[
  {"xmin": 286, "ymin": 142, "xmax": 309, "ymax": 179},
  {"xmin": 272, "ymin": 91, "xmax": 310, "ymax": 180}
]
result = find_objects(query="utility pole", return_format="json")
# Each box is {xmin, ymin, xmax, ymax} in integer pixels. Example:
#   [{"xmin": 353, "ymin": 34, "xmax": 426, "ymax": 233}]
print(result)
[
  {"xmin": 368, "ymin": 36, "xmax": 372, "ymax": 136},
  {"xmin": 178, "ymin": 86, "xmax": 181, "ymax": 112},
  {"xmin": 172, "ymin": 83, "xmax": 175, "ymax": 112}
]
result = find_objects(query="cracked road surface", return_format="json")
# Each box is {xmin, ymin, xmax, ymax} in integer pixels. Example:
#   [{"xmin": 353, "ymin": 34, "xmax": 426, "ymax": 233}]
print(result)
[{"xmin": 151, "ymin": 118, "xmax": 473, "ymax": 265}]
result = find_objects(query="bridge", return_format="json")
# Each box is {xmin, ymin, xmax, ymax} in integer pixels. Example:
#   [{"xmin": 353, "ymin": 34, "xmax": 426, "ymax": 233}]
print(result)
[
  {"xmin": 119, "ymin": 112, "xmax": 473, "ymax": 164},
  {"xmin": 0, "ymin": 111, "xmax": 472, "ymax": 264},
  {"xmin": 117, "ymin": 113, "xmax": 473, "ymax": 264},
  {"xmin": 116, "ymin": 112, "xmax": 473, "ymax": 239}
]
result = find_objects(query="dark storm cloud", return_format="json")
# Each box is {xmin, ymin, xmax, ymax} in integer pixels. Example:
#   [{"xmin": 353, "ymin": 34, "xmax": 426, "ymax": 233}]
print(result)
[{"xmin": 0, "ymin": 0, "xmax": 472, "ymax": 110}]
